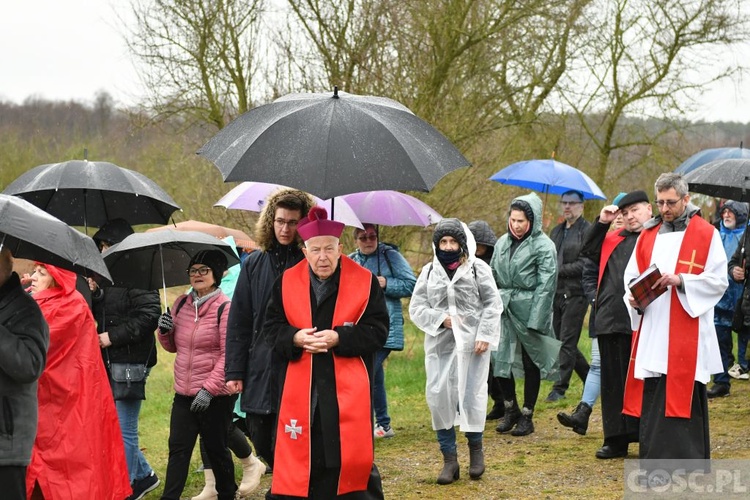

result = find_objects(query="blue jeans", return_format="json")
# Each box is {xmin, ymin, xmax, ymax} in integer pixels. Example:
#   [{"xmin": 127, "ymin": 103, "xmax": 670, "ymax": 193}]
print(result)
[
  {"xmin": 373, "ymin": 348, "xmax": 392, "ymax": 429},
  {"xmin": 436, "ymin": 427, "xmax": 482, "ymax": 454},
  {"xmin": 738, "ymin": 329, "xmax": 750, "ymax": 370},
  {"xmin": 715, "ymin": 324, "xmax": 733, "ymax": 386},
  {"xmin": 116, "ymin": 398, "xmax": 154, "ymax": 483},
  {"xmin": 582, "ymin": 338, "xmax": 601, "ymax": 408}
]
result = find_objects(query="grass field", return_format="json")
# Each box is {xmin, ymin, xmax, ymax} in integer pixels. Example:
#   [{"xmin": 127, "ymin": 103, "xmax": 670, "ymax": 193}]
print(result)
[{"xmin": 138, "ymin": 317, "xmax": 750, "ymax": 499}]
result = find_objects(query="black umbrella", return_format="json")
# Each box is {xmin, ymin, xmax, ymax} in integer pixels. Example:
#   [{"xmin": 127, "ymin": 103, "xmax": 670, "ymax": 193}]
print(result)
[
  {"xmin": 0, "ymin": 194, "xmax": 112, "ymax": 282},
  {"xmin": 197, "ymin": 87, "xmax": 470, "ymax": 199},
  {"xmin": 101, "ymin": 229, "xmax": 240, "ymax": 306},
  {"xmin": 683, "ymin": 158, "xmax": 750, "ymax": 202},
  {"xmin": 674, "ymin": 142, "xmax": 750, "ymax": 175},
  {"xmin": 3, "ymin": 159, "xmax": 181, "ymax": 227}
]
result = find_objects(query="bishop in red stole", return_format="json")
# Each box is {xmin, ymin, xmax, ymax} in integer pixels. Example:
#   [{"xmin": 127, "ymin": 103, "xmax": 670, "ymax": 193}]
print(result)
[{"xmin": 263, "ymin": 207, "xmax": 389, "ymax": 499}]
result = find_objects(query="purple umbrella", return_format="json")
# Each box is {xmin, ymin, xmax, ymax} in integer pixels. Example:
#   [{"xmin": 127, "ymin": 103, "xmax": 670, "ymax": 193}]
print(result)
[
  {"xmin": 215, "ymin": 182, "xmax": 363, "ymax": 228},
  {"xmin": 338, "ymin": 190, "xmax": 442, "ymax": 227}
]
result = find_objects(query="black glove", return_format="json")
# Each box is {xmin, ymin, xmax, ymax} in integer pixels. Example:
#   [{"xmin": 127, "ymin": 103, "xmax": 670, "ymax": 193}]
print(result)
[
  {"xmin": 190, "ymin": 388, "xmax": 213, "ymax": 412},
  {"xmin": 158, "ymin": 309, "xmax": 174, "ymax": 334}
]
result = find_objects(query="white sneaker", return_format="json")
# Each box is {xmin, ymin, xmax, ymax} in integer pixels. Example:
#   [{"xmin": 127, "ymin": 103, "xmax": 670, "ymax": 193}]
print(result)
[
  {"xmin": 729, "ymin": 364, "xmax": 750, "ymax": 380},
  {"xmin": 374, "ymin": 424, "xmax": 395, "ymax": 438}
]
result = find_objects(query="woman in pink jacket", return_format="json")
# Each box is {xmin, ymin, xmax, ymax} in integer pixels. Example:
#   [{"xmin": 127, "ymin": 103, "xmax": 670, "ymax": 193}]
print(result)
[{"xmin": 157, "ymin": 250, "xmax": 236, "ymax": 500}]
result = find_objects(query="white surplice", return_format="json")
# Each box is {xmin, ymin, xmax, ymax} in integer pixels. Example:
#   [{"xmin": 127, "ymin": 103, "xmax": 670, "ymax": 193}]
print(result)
[{"xmin": 623, "ymin": 228, "xmax": 727, "ymax": 383}]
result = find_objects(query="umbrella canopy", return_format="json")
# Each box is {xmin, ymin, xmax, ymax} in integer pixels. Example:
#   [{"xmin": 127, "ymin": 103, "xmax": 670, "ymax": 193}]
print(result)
[
  {"xmin": 101, "ymin": 230, "xmax": 240, "ymax": 294},
  {"xmin": 683, "ymin": 158, "xmax": 750, "ymax": 202},
  {"xmin": 215, "ymin": 182, "xmax": 364, "ymax": 228},
  {"xmin": 675, "ymin": 145, "xmax": 750, "ymax": 175},
  {"xmin": 197, "ymin": 88, "xmax": 470, "ymax": 199},
  {"xmin": 3, "ymin": 159, "xmax": 181, "ymax": 227},
  {"xmin": 0, "ymin": 194, "xmax": 112, "ymax": 282},
  {"xmin": 146, "ymin": 220, "xmax": 257, "ymax": 250},
  {"xmin": 489, "ymin": 159, "xmax": 606, "ymax": 200},
  {"xmin": 338, "ymin": 190, "xmax": 442, "ymax": 226}
]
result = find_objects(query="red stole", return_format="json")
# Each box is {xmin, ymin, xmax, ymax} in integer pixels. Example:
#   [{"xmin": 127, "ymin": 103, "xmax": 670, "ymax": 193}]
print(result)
[
  {"xmin": 272, "ymin": 256, "xmax": 374, "ymax": 497},
  {"xmin": 598, "ymin": 230, "xmax": 627, "ymax": 287},
  {"xmin": 622, "ymin": 215, "xmax": 714, "ymax": 418}
]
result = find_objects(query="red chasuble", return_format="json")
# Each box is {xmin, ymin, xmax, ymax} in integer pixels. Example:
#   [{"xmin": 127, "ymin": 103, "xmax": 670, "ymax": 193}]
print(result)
[
  {"xmin": 623, "ymin": 215, "xmax": 715, "ymax": 418},
  {"xmin": 273, "ymin": 256, "xmax": 374, "ymax": 497}
]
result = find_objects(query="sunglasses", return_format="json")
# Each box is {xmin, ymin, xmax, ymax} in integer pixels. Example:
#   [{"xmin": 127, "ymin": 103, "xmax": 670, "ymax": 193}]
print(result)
[{"xmin": 357, "ymin": 234, "xmax": 377, "ymax": 242}]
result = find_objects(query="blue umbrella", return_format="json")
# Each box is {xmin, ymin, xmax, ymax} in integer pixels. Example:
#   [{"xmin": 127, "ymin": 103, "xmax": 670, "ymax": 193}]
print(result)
[
  {"xmin": 674, "ymin": 144, "xmax": 750, "ymax": 174},
  {"xmin": 489, "ymin": 159, "xmax": 606, "ymax": 200}
]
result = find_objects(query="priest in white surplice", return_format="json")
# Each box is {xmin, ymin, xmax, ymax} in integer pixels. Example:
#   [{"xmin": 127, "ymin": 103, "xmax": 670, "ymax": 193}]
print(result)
[{"xmin": 623, "ymin": 173, "xmax": 727, "ymax": 460}]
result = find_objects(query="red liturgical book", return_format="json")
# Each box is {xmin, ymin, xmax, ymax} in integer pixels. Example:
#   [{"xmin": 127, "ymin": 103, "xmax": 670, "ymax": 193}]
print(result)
[{"xmin": 628, "ymin": 264, "xmax": 667, "ymax": 313}]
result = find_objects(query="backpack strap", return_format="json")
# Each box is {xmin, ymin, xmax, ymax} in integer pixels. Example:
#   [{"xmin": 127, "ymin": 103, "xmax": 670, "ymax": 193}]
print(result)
[
  {"xmin": 172, "ymin": 295, "xmax": 189, "ymax": 317},
  {"xmin": 217, "ymin": 300, "xmax": 231, "ymax": 327},
  {"xmin": 381, "ymin": 246, "xmax": 395, "ymax": 276}
]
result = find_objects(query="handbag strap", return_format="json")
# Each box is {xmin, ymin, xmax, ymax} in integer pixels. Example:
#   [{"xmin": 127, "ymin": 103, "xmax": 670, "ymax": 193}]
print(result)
[{"xmin": 105, "ymin": 330, "xmax": 155, "ymax": 369}]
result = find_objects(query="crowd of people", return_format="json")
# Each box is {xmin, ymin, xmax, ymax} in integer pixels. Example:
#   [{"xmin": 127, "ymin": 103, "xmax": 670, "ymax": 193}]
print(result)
[{"xmin": 1, "ymin": 170, "xmax": 747, "ymax": 499}]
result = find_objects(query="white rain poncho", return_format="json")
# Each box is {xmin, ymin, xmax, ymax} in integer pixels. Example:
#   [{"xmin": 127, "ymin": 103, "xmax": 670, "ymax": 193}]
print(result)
[{"xmin": 409, "ymin": 219, "xmax": 503, "ymax": 432}]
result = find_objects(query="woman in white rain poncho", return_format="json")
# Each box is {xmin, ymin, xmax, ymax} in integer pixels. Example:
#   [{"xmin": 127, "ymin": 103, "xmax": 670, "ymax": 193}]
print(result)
[{"xmin": 409, "ymin": 218, "xmax": 503, "ymax": 485}]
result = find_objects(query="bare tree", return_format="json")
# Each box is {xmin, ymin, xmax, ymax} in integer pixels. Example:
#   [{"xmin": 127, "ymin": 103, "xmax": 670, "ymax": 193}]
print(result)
[
  {"xmin": 557, "ymin": 0, "xmax": 749, "ymax": 195},
  {"xmin": 127, "ymin": 0, "xmax": 265, "ymax": 129}
]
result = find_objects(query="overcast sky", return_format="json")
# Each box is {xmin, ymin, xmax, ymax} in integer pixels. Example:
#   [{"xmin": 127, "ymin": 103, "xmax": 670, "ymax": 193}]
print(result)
[{"xmin": 1, "ymin": 0, "xmax": 748, "ymax": 124}]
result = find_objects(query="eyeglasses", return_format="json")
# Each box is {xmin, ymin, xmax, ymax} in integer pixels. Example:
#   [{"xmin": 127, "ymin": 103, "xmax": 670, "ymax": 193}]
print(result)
[
  {"xmin": 187, "ymin": 266, "xmax": 211, "ymax": 277},
  {"xmin": 655, "ymin": 199, "xmax": 682, "ymax": 208},
  {"xmin": 357, "ymin": 234, "xmax": 378, "ymax": 242},
  {"xmin": 559, "ymin": 200, "xmax": 582, "ymax": 206},
  {"xmin": 274, "ymin": 218, "xmax": 299, "ymax": 228}
]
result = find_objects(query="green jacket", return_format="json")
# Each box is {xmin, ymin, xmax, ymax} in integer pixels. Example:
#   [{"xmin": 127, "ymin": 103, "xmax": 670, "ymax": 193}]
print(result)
[{"xmin": 490, "ymin": 192, "xmax": 560, "ymax": 380}]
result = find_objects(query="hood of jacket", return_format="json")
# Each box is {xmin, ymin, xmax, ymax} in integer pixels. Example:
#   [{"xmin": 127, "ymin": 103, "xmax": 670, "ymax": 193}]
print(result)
[
  {"xmin": 510, "ymin": 192, "xmax": 544, "ymax": 237},
  {"xmin": 431, "ymin": 218, "xmax": 477, "ymax": 264},
  {"xmin": 723, "ymin": 200, "xmax": 749, "ymax": 228},
  {"xmin": 468, "ymin": 220, "xmax": 497, "ymax": 248}
]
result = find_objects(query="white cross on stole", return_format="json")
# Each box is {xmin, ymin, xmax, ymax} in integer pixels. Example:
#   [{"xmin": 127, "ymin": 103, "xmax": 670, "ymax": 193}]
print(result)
[{"xmin": 285, "ymin": 419, "xmax": 302, "ymax": 440}]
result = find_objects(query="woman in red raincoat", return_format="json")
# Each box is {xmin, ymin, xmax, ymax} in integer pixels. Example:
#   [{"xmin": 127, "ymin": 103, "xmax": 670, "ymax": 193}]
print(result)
[{"xmin": 25, "ymin": 263, "xmax": 131, "ymax": 500}]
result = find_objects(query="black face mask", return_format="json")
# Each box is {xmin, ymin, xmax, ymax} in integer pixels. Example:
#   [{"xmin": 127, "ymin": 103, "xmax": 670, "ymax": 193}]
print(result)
[{"xmin": 436, "ymin": 248, "xmax": 462, "ymax": 267}]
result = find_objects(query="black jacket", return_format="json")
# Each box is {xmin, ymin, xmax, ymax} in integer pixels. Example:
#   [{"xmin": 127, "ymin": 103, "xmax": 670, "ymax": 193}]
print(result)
[
  {"xmin": 93, "ymin": 286, "xmax": 160, "ymax": 367},
  {"xmin": 0, "ymin": 273, "xmax": 49, "ymax": 465},
  {"xmin": 581, "ymin": 219, "xmax": 639, "ymax": 335},
  {"xmin": 264, "ymin": 262, "xmax": 389, "ymax": 467},
  {"xmin": 581, "ymin": 257, "xmax": 598, "ymax": 338},
  {"xmin": 225, "ymin": 244, "xmax": 305, "ymax": 414},
  {"xmin": 550, "ymin": 216, "xmax": 591, "ymax": 297},
  {"xmin": 728, "ymin": 230, "xmax": 750, "ymax": 323}
]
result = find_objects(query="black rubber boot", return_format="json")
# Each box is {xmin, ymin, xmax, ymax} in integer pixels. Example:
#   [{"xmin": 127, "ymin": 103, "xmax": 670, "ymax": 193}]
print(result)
[
  {"xmin": 510, "ymin": 408, "xmax": 535, "ymax": 436},
  {"xmin": 437, "ymin": 450, "xmax": 459, "ymax": 485},
  {"xmin": 468, "ymin": 441, "xmax": 485, "ymax": 479},
  {"xmin": 495, "ymin": 401, "xmax": 521, "ymax": 433},
  {"xmin": 486, "ymin": 401, "xmax": 505, "ymax": 420},
  {"xmin": 557, "ymin": 401, "xmax": 593, "ymax": 435}
]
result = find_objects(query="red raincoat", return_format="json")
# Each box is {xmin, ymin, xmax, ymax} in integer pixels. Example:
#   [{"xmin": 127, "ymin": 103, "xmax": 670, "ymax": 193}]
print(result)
[{"xmin": 26, "ymin": 265, "xmax": 131, "ymax": 500}]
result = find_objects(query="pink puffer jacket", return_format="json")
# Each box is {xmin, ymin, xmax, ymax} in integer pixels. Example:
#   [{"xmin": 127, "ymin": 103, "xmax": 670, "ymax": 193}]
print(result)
[{"xmin": 158, "ymin": 291, "xmax": 232, "ymax": 397}]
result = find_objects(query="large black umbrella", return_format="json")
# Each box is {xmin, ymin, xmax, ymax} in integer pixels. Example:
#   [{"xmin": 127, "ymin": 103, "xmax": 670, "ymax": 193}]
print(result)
[
  {"xmin": 101, "ymin": 229, "xmax": 240, "ymax": 306},
  {"xmin": 197, "ymin": 87, "xmax": 470, "ymax": 199},
  {"xmin": 3, "ymin": 159, "xmax": 181, "ymax": 227},
  {"xmin": 683, "ymin": 158, "xmax": 750, "ymax": 202},
  {"xmin": 0, "ymin": 193, "xmax": 112, "ymax": 282},
  {"xmin": 674, "ymin": 143, "xmax": 750, "ymax": 175}
]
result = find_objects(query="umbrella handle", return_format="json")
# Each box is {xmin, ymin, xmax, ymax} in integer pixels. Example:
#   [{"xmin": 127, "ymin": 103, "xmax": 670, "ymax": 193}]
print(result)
[{"xmin": 159, "ymin": 244, "xmax": 168, "ymax": 313}]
